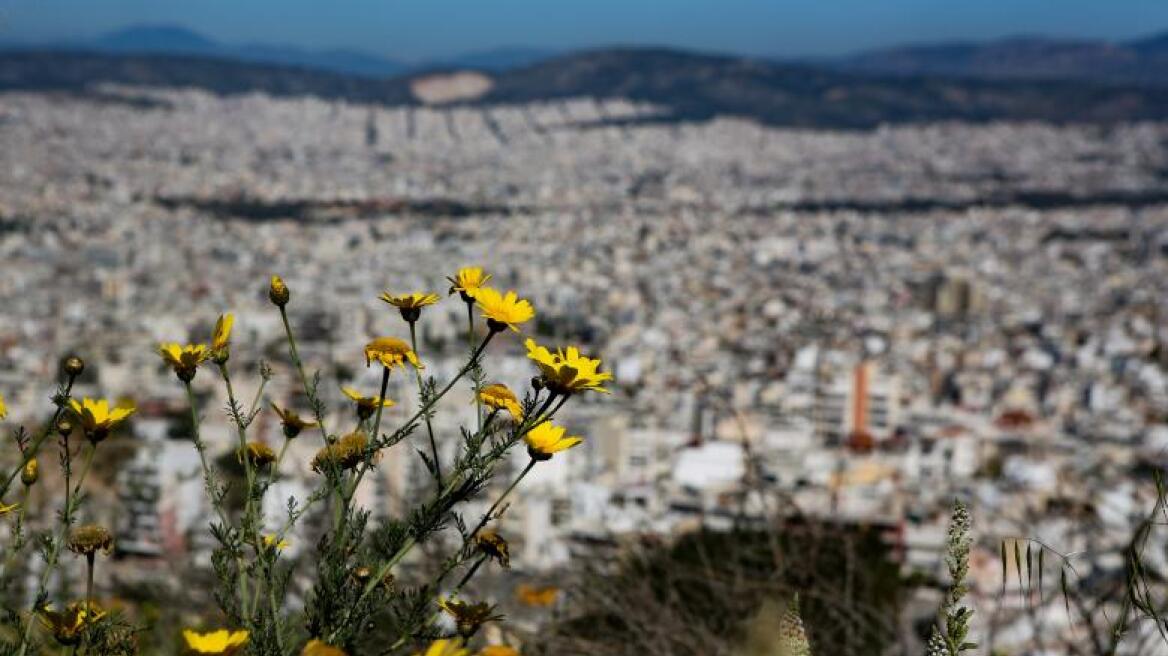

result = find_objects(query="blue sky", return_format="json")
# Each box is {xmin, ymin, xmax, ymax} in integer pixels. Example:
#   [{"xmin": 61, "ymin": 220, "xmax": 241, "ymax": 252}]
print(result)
[{"xmin": 2, "ymin": 0, "xmax": 1167, "ymax": 61}]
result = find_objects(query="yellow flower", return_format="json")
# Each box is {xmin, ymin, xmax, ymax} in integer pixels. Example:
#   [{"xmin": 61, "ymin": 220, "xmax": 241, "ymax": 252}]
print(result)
[
  {"xmin": 437, "ymin": 598, "xmax": 503, "ymax": 638},
  {"xmin": 238, "ymin": 441, "xmax": 277, "ymax": 467},
  {"xmin": 475, "ymin": 530, "xmax": 510, "ymax": 569},
  {"xmin": 0, "ymin": 393, "xmax": 6, "ymax": 419},
  {"xmin": 68, "ymin": 524, "xmax": 114, "ymax": 556},
  {"xmin": 477, "ymin": 384, "xmax": 523, "ymax": 421},
  {"xmin": 211, "ymin": 313, "xmax": 234, "ymax": 362},
  {"xmin": 182, "ymin": 628, "xmax": 249, "ymax": 655},
  {"xmin": 525, "ymin": 339, "xmax": 612, "ymax": 395},
  {"xmin": 478, "ymin": 646, "xmax": 520, "ymax": 656},
  {"xmin": 474, "ymin": 287, "xmax": 535, "ymax": 332},
  {"xmin": 524, "ymin": 422, "xmax": 583, "ymax": 461},
  {"xmin": 414, "ymin": 639, "xmax": 470, "ymax": 656},
  {"xmin": 158, "ymin": 342, "xmax": 209, "ymax": 382},
  {"xmin": 341, "ymin": 386, "xmax": 395, "ymax": 421},
  {"xmin": 272, "ymin": 403, "xmax": 318, "ymax": 439},
  {"xmin": 381, "ymin": 291, "xmax": 441, "ymax": 322},
  {"xmin": 515, "ymin": 584, "xmax": 559, "ymax": 607},
  {"xmin": 269, "ymin": 275, "xmax": 290, "ymax": 307},
  {"xmin": 68, "ymin": 397, "xmax": 136, "ymax": 443},
  {"xmin": 447, "ymin": 267, "xmax": 492, "ymax": 300},
  {"xmin": 37, "ymin": 601, "xmax": 105, "ymax": 646},
  {"xmin": 364, "ymin": 337, "xmax": 423, "ymax": 371},
  {"xmin": 261, "ymin": 534, "xmax": 289, "ymax": 551},
  {"xmin": 302, "ymin": 639, "xmax": 348, "ymax": 656},
  {"xmin": 312, "ymin": 431, "xmax": 371, "ymax": 473},
  {"xmin": 0, "ymin": 500, "xmax": 21, "ymax": 516}
]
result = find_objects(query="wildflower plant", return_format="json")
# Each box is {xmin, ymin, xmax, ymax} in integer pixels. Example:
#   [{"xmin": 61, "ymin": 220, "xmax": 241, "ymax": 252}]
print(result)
[
  {"xmin": 928, "ymin": 500, "xmax": 976, "ymax": 656},
  {"xmin": 0, "ymin": 268, "xmax": 603, "ymax": 656}
]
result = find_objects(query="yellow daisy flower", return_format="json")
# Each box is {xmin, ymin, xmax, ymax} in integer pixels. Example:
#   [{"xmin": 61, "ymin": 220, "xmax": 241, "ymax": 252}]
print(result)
[
  {"xmin": 37, "ymin": 601, "xmax": 105, "ymax": 646},
  {"xmin": 182, "ymin": 628, "xmax": 249, "ymax": 655},
  {"xmin": 478, "ymin": 646, "xmax": 520, "ymax": 656},
  {"xmin": 414, "ymin": 639, "xmax": 470, "ymax": 656},
  {"xmin": 524, "ymin": 339, "xmax": 612, "ymax": 395},
  {"xmin": 477, "ymin": 384, "xmax": 523, "ymax": 421},
  {"xmin": 211, "ymin": 313, "xmax": 234, "ymax": 362},
  {"xmin": 68, "ymin": 397, "xmax": 136, "ymax": 443},
  {"xmin": 0, "ymin": 393, "xmax": 6, "ymax": 420},
  {"xmin": 474, "ymin": 287, "xmax": 535, "ymax": 333},
  {"xmin": 364, "ymin": 337, "xmax": 423, "ymax": 371},
  {"xmin": 380, "ymin": 292, "xmax": 441, "ymax": 322},
  {"xmin": 238, "ymin": 441, "xmax": 277, "ymax": 467},
  {"xmin": 447, "ymin": 267, "xmax": 492, "ymax": 301},
  {"xmin": 341, "ymin": 386, "xmax": 395, "ymax": 421},
  {"xmin": 261, "ymin": 534, "xmax": 289, "ymax": 551},
  {"xmin": 524, "ymin": 422, "xmax": 583, "ymax": 461},
  {"xmin": 312, "ymin": 431, "xmax": 371, "ymax": 473},
  {"xmin": 272, "ymin": 403, "xmax": 318, "ymax": 439},
  {"xmin": 515, "ymin": 584, "xmax": 559, "ymax": 607},
  {"xmin": 474, "ymin": 530, "xmax": 510, "ymax": 569},
  {"xmin": 158, "ymin": 342, "xmax": 209, "ymax": 382},
  {"xmin": 302, "ymin": 639, "xmax": 348, "ymax": 656},
  {"xmin": 437, "ymin": 598, "xmax": 503, "ymax": 638}
]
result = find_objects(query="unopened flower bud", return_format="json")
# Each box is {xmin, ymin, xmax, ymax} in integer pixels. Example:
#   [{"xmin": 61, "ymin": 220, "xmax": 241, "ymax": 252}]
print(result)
[
  {"xmin": 269, "ymin": 275, "xmax": 290, "ymax": 307},
  {"xmin": 56, "ymin": 418, "xmax": 74, "ymax": 438},
  {"xmin": 531, "ymin": 376, "xmax": 545, "ymax": 391},
  {"xmin": 63, "ymin": 356, "xmax": 85, "ymax": 379},
  {"xmin": 21, "ymin": 458, "xmax": 38, "ymax": 486}
]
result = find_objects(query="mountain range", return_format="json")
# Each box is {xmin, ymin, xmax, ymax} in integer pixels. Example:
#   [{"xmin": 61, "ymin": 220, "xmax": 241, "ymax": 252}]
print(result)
[{"xmin": 5, "ymin": 25, "xmax": 1168, "ymax": 128}]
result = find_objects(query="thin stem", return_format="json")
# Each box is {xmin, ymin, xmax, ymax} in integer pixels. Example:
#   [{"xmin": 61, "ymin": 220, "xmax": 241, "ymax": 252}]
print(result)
[
  {"xmin": 84, "ymin": 553, "xmax": 95, "ymax": 610},
  {"xmin": 467, "ymin": 301, "xmax": 481, "ymax": 433},
  {"xmin": 410, "ymin": 320, "xmax": 443, "ymax": 487},
  {"xmin": 471, "ymin": 458, "xmax": 536, "ymax": 539},
  {"xmin": 0, "ymin": 378, "xmax": 75, "ymax": 500}
]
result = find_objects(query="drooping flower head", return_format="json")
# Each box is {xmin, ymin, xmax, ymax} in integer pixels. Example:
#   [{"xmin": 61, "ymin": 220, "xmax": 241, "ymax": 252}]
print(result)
[
  {"xmin": 437, "ymin": 598, "xmax": 504, "ymax": 638},
  {"xmin": 67, "ymin": 524, "xmax": 114, "ymax": 557},
  {"xmin": 524, "ymin": 422, "xmax": 583, "ymax": 461},
  {"xmin": 158, "ymin": 343, "xmax": 209, "ymax": 382},
  {"xmin": 525, "ymin": 339, "xmax": 612, "ymax": 395},
  {"xmin": 475, "ymin": 530, "xmax": 511, "ymax": 569},
  {"xmin": 68, "ymin": 397, "xmax": 135, "ymax": 444},
  {"xmin": 364, "ymin": 337, "xmax": 423, "ymax": 371},
  {"xmin": 37, "ymin": 601, "xmax": 105, "ymax": 646},
  {"xmin": 269, "ymin": 275, "xmax": 290, "ymax": 307},
  {"xmin": 342, "ymin": 386, "xmax": 395, "ymax": 421},
  {"xmin": 238, "ymin": 441, "xmax": 277, "ymax": 467},
  {"xmin": 211, "ymin": 313, "xmax": 234, "ymax": 363},
  {"xmin": 182, "ymin": 628, "xmax": 249, "ymax": 655},
  {"xmin": 447, "ymin": 267, "xmax": 492, "ymax": 302},
  {"xmin": 271, "ymin": 403, "xmax": 317, "ymax": 439},
  {"xmin": 302, "ymin": 639, "xmax": 348, "ymax": 656},
  {"xmin": 380, "ymin": 292, "xmax": 440, "ymax": 322},
  {"xmin": 413, "ymin": 639, "xmax": 470, "ymax": 656},
  {"xmin": 474, "ymin": 288, "xmax": 535, "ymax": 333},
  {"xmin": 477, "ymin": 384, "xmax": 523, "ymax": 421}
]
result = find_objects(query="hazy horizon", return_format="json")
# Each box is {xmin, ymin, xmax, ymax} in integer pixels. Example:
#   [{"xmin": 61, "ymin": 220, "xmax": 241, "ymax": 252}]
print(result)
[{"xmin": 2, "ymin": 0, "xmax": 1167, "ymax": 62}]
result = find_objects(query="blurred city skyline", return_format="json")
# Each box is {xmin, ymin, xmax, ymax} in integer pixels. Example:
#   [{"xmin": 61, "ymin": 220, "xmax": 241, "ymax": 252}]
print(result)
[{"xmin": 2, "ymin": 0, "xmax": 1167, "ymax": 61}]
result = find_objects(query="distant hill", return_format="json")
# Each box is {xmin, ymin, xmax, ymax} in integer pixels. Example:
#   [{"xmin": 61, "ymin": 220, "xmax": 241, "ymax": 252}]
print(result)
[
  {"xmin": 5, "ymin": 47, "xmax": 1168, "ymax": 128},
  {"xmin": 839, "ymin": 33, "xmax": 1168, "ymax": 86}
]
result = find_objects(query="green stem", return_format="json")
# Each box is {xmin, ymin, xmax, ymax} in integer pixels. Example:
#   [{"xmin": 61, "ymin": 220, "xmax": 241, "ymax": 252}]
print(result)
[
  {"xmin": 471, "ymin": 459, "xmax": 536, "ymax": 539},
  {"xmin": 0, "ymin": 378, "xmax": 75, "ymax": 500},
  {"xmin": 84, "ymin": 553, "xmax": 95, "ymax": 610},
  {"xmin": 410, "ymin": 320, "xmax": 443, "ymax": 487},
  {"xmin": 467, "ymin": 301, "xmax": 481, "ymax": 433}
]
